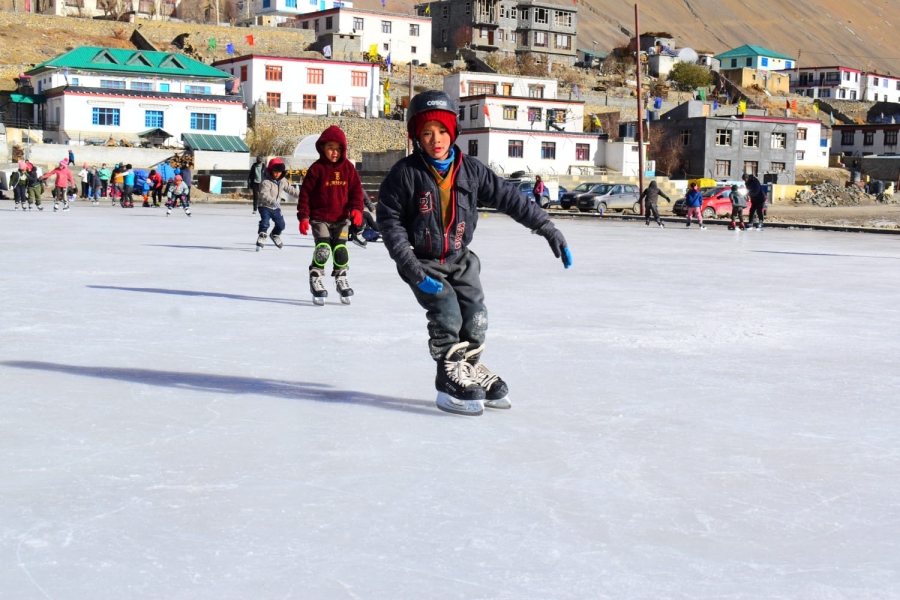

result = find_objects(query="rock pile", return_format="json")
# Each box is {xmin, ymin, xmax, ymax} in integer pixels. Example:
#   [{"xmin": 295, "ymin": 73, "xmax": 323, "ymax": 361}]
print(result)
[{"xmin": 794, "ymin": 182, "xmax": 895, "ymax": 207}]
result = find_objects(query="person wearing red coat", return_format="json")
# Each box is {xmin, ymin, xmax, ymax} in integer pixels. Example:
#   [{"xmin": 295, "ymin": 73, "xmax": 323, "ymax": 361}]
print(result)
[
  {"xmin": 296, "ymin": 125, "xmax": 365, "ymax": 304},
  {"xmin": 148, "ymin": 169, "xmax": 164, "ymax": 207},
  {"xmin": 42, "ymin": 160, "xmax": 77, "ymax": 212}
]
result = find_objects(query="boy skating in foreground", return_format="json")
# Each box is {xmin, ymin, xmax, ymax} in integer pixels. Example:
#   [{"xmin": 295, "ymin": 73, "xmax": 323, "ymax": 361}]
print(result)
[
  {"xmin": 296, "ymin": 126, "xmax": 365, "ymax": 305},
  {"xmin": 376, "ymin": 91, "xmax": 572, "ymax": 416}
]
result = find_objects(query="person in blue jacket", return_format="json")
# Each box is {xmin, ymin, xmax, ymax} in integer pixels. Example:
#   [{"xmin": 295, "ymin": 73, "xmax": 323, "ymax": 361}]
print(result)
[
  {"xmin": 376, "ymin": 90, "xmax": 572, "ymax": 417},
  {"xmin": 684, "ymin": 182, "xmax": 706, "ymax": 229}
]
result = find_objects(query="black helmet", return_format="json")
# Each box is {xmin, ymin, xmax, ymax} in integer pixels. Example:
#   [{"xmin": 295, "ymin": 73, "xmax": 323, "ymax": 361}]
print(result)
[{"xmin": 406, "ymin": 90, "xmax": 458, "ymax": 140}]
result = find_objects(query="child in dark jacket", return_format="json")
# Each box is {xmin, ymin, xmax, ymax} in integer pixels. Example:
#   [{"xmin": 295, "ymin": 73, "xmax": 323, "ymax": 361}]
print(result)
[
  {"xmin": 728, "ymin": 184, "xmax": 748, "ymax": 230},
  {"xmin": 296, "ymin": 125, "xmax": 365, "ymax": 305},
  {"xmin": 376, "ymin": 91, "xmax": 572, "ymax": 416}
]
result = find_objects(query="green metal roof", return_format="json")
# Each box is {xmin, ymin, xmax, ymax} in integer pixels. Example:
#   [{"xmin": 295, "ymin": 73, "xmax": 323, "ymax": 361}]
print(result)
[
  {"xmin": 715, "ymin": 45, "xmax": 795, "ymax": 61},
  {"xmin": 28, "ymin": 47, "xmax": 231, "ymax": 79},
  {"xmin": 8, "ymin": 93, "xmax": 46, "ymax": 104},
  {"xmin": 182, "ymin": 133, "xmax": 250, "ymax": 153}
]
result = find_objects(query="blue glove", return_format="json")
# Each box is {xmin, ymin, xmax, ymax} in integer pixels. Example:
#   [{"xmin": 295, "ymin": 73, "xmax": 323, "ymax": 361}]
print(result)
[
  {"xmin": 417, "ymin": 276, "xmax": 443, "ymax": 295},
  {"xmin": 534, "ymin": 221, "xmax": 572, "ymax": 269}
]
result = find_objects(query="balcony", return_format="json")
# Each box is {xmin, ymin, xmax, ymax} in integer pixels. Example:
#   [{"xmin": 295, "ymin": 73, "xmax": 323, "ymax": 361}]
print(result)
[{"xmin": 473, "ymin": 0, "xmax": 498, "ymax": 25}]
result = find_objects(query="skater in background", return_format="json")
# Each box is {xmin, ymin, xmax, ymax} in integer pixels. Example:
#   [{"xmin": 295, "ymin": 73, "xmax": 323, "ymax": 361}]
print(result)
[
  {"xmin": 728, "ymin": 184, "xmax": 747, "ymax": 230},
  {"xmin": 533, "ymin": 175, "xmax": 545, "ymax": 203},
  {"xmin": 110, "ymin": 165, "xmax": 124, "ymax": 206},
  {"xmin": 349, "ymin": 191, "xmax": 381, "ymax": 248},
  {"xmin": 247, "ymin": 155, "xmax": 265, "ymax": 215},
  {"xmin": 121, "ymin": 164, "xmax": 135, "ymax": 208},
  {"xmin": 148, "ymin": 169, "xmax": 163, "ymax": 207},
  {"xmin": 743, "ymin": 173, "xmax": 767, "ymax": 230},
  {"xmin": 25, "ymin": 162, "xmax": 43, "ymax": 210},
  {"xmin": 98, "ymin": 163, "xmax": 111, "ymax": 199},
  {"xmin": 10, "ymin": 161, "xmax": 28, "ymax": 210},
  {"xmin": 79, "ymin": 163, "xmax": 90, "ymax": 199},
  {"xmin": 683, "ymin": 182, "xmax": 706, "ymax": 229},
  {"xmin": 296, "ymin": 125, "xmax": 365, "ymax": 305},
  {"xmin": 165, "ymin": 174, "xmax": 191, "ymax": 216},
  {"xmin": 254, "ymin": 157, "xmax": 297, "ymax": 251},
  {"xmin": 377, "ymin": 90, "xmax": 572, "ymax": 416},
  {"xmin": 41, "ymin": 160, "xmax": 76, "ymax": 212},
  {"xmin": 180, "ymin": 165, "xmax": 193, "ymax": 203},
  {"xmin": 639, "ymin": 180, "xmax": 670, "ymax": 227},
  {"xmin": 89, "ymin": 166, "xmax": 102, "ymax": 205}
]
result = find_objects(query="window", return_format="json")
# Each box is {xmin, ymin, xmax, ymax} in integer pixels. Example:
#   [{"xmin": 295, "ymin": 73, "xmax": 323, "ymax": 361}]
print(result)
[
  {"xmin": 470, "ymin": 105, "xmax": 478, "ymax": 120},
  {"xmin": 746, "ymin": 57, "xmax": 752, "ymax": 67},
  {"xmin": 841, "ymin": 131, "xmax": 855, "ymax": 145},
  {"xmin": 303, "ymin": 94, "xmax": 317, "ymax": 110},
  {"xmin": 541, "ymin": 141, "xmax": 556, "ymax": 159},
  {"xmin": 874, "ymin": 94, "xmax": 879, "ymax": 101},
  {"xmin": 511, "ymin": 30, "xmax": 517, "ymax": 44},
  {"xmin": 534, "ymin": 7, "xmax": 548, "ymax": 23},
  {"xmin": 442, "ymin": 4, "xmax": 449, "ymax": 18},
  {"xmin": 308, "ymin": 68, "xmax": 324, "ymax": 84},
  {"xmin": 262, "ymin": 0, "xmax": 270, "ymax": 7},
  {"xmin": 797, "ymin": 127, "xmax": 808, "ymax": 140},
  {"xmin": 527, "ymin": 107, "xmax": 542, "ymax": 122},
  {"xmin": 825, "ymin": 72, "xmax": 840, "ymax": 82},
  {"xmin": 786, "ymin": 61, "xmax": 792, "ymax": 69},
  {"xmin": 468, "ymin": 139, "xmax": 478, "ymax": 157},
  {"xmin": 469, "ymin": 81, "xmax": 497, "ymax": 95},
  {"xmin": 410, "ymin": 24, "xmax": 419, "ymax": 36},
  {"xmin": 159, "ymin": 83, "xmax": 170, "ymax": 92},
  {"xmin": 353, "ymin": 17, "xmax": 364, "ymax": 30},
  {"xmin": 731, "ymin": 58, "xmax": 737, "ymax": 68},
  {"xmin": 502, "ymin": 83, "xmax": 512, "ymax": 96},
  {"xmin": 716, "ymin": 128, "xmax": 731, "ymax": 146},
  {"xmin": 680, "ymin": 129, "xmax": 691, "ymax": 145},
  {"xmin": 459, "ymin": 107, "xmax": 466, "ymax": 120},
  {"xmin": 743, "ymin": 130, "xmax": 759, "ymax": 147},
  {"xmin": 302, "ymin": 20, "xmax": 309, "ymax": 29},
  {"xmin": 886, "ymin": 131, "xmax": 899, "ymax": 145},
  {"xmin": 100, "ymin": 80, "xmax": 126, "ymax": 89},
  {"xmin": 314, "ymin": 19, "xmax": 319, "ymax": 32},
  {"xmin": 885, "ymin": 79, "xmax": 890, "ymax": 88},
  {"xmin": 265, "ymin": 65, "xmax": 282, "ymax": 81},
  {"xmin": 503, "ymin": 106, "xmax": 517, "ymax": 120},
  {"xmin": 714, "ymin": 159, "xmax": 730, "ymax": 177},
  {"xmin": 351, "ymin": 71, "xmax": 368, "ymax": 86},
  {"xmin": 771, "ymin": 132, "xmax": 786, "ymax": 149},
  {"xmin": 465, "ymin": 1, "xmax": 470, "ymax": 14},
  {"xmin": 352, "ymin": 97, "xmax": 366, "ymax": 113},
  {"xmin": 508, "ymin": 140, "xmax": 523, "ymax": 158},
  {"xmin": 185, "ymin": 85, "xmax": 210, "ymax": 95},
  {"xmin": 820, "ymin": 89, "xmax": 831, "ymax": 98},
  {"xmin": 383, "ymin": 43, "xmax": 390, "ymax": 51},
  {"xmin": 743, "ymin": 161, "xmax": 759, "ymax": 176},
  {"xmin": 796, "ymin": 150, "xmax": 805, "ymax": 161},
  {"xmin": 286, "ymin": 0, "xmax": 296, "ymax": 6},
  {"xmin": 554, "ymin": 11, "xmax": 572, "ymax": 27},
  {"xmin": 519, "ymin": 8, "xmax": 528, "ymax": 19},
  {"xmin": 528, "ymin": 85, "xmax": 544, "ymax": 98},
  {"xmin": 761, "ymin": 57, "xmax": 769, "ymax": 67},
  {"xmin": 864, "ymin": 131, "xmax": 874, "ymax": 146},
  {"xmin": 533, "ymin": 31, "xmax": 548, "ymax": 47},
  {"xmin": 874, "ymin": 77, "xmax": 880, "ymax": 86},
  {"xmin": 144, "ymin": 110, "xmax": 164, "ymax": 128},
  {"xmin": 381, "ymin": 20, "xmax": 391, "ymax": 33},
  {"xmin": 70, "ymin": 77, "xmax": 79, "ymax": 86},
  {"xmin": 240, "ymin": 66, "xmax": 247, "ymax": 82},
  {"xmin": 554, "ymin": 34, "xmax": 571, "ymax": 50},
  {"xmin": 266, "ymin": 92, "xmax": 281, "ymax": 108},
  {"xmin": 412, "ymin": 46, "xmax": 417, "ymax": 54},
  {"xmin": 92, "ymin": 107, "xmax": 120, "ymax": 126},
  {"xmin": 322, "ymin": 16, "xmax": 331, "ymax": 29},
  {"xmin": 442, "ymin": 29, "xmax": 448, "ymax": 42},
  {"xmin": 190, "ymin": 113, "xmax": 216, "ymax": 131},
  {"xmin": 771, "ymin": 162, "xmax": 786, "ymax": 172},
  {"xmin": 575, "ymin": 143, "xmax": 590, "ymax": 161},
  {"xmin": 510, "ymin": 7, "xmax": 516, "ymax": 18},
  {"xmin": 130, "ymin": 81, "xmax": 152, "ymax": 91}
]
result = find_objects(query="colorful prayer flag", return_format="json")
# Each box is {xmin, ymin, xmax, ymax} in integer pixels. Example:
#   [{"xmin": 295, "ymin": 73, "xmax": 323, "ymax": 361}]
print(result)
[
  {"xmin": 813, "ymin": 100, "xmax": 819, "ymax": 113},
  {"xmin": 369, "ymin": 43, "xmax": 379, "ymax": 58},
  {"xmin": 323, "ymin": 45, "xmax": 332, "ymax": 58},
  {"xmin": 246, "ymin": 35, "xmax": 255, "ymax": 46},
  {"xmin": 424, "ymin": 4, "xmax": 430, "ymax": 14},
  {"xmin": 226, "ymin": 43, "xmax": 235, "ymax": 55},
  {"xmin": 698, "ymin": 88, "xmax": 706, "ymax": 100},
  {"xmin": 739, "ymin": 99, "xmax": 747, "ymax": 114},
  {"xmin": 208, "ymin": 38, "xmax": 217, "ymax": 50},
  {"xmin": 572, "ymin": 83, "xmax": 580, "ymax": 100},
  {"xmin": 483, "ymin": 104, "xmax": 490, "ymax": 119}
]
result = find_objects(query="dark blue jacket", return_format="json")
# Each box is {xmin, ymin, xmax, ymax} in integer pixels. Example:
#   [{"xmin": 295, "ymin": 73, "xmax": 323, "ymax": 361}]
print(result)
[
  {"xmin": 685, "ymin": 189, "xmax": 703, "ymax": 208},
  {"xmin": 377, "ymin": 147, "xmax": 550, "ymax": 284}
]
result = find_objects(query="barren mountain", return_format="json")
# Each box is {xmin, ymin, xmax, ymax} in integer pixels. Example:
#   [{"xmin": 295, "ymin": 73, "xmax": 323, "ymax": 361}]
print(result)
[{"xmin": 357, "ymin": 0, "xmax": 900, "ymax": 75}]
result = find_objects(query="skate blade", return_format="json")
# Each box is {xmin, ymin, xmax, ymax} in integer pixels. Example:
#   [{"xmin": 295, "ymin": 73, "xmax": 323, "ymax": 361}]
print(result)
[
  {"xmin": 340, "ymin": 296, "xmax": 351, "ymax": 305},
  {"xmin": 256, "ymin": 245, "xmax": 262, "ymax": 252},
  {"xmin": 436, "ymin": 392, "xmax": 484, "ymax": 416},
  {"xmin": 484, "ymin": 395, "xmax": 512, "ymax": 410},
  {"xmin": 312, "ymin": 297, "xmax": 326, "ymax": 306}
]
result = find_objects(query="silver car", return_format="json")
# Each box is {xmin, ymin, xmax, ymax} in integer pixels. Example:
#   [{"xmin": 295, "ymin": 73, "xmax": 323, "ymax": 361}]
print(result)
[{"xmin": 573, "ymin": 183, "xmax": 641, "ymax": 214}]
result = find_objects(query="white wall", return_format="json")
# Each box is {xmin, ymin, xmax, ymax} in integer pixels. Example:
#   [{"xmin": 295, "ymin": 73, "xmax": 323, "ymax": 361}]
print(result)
[
  {"xmin": 863, "ymin": 74, "xmax": 900, "ymax": 103},
  {"xmin": 33, "ymin": 71, "xmax": 227, "ymax": 96},
  {"xmin": 832, "ymin": 127, "xmax": 900, "ymax": 156},
  {"xmin": 457, "ymin": 130, "xmax": 599, "ymax": 175},
  {"xmin": 445, "ymin": 73, "xmax": 559, "ymax": 100},
  {"xmin": 795, "ymin": 121, "xmax": 830, "ymax": 168},
  {"xmin": 604, "ymin": 140, "xmax": 647, "ymax": 177},
  {"xmin": 458, "ymin": 97, "xmax": 584, "ymax": 132},
  {"xmin": 24, "ymin": 144, "xmax": 249, "ymax": 171},
  {"xmin": 253, "ymin": 0, "xmax": 353, "ymax": 17}
]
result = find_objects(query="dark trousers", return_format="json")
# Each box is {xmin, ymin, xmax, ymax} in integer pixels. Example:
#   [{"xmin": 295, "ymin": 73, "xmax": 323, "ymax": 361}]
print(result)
[
  {"xmin": 152, "ymin": 187, "xmax": 163, "ymax": 206},
  {"xmin": 250, "ymin": 183, "xmax": 260, "ymax": 211},
  {"xmin": 749, "ymin": 200, "xmax": 765, "ymax": 225},
  {"xmin": 258, "ymin": 206, "xmax": 285, "ymax": 236},
  {"xmin": 100, "ymin": 181, "xmax": 109, "ymax": 197},
  {"xmin": 122, "ymin": 184, "xmax": 133, "ymax": 204},
  {"xmin": 14, "ymin": 185, "xmax": 27, "ymax": 203},
  {"xmin": 731, "ymin": 206, "xmax": 745, "ymax": 224},
  {"xmin": 644, "ymin": 202, "xmax": 661, "ymax": 224},
  {"xmin": 81, "ymin": 181, "xmax": 89, "ymax": 198},
  {"xmin": 403, "ymin": 248, "xmax": 487, "ymax": 361}
]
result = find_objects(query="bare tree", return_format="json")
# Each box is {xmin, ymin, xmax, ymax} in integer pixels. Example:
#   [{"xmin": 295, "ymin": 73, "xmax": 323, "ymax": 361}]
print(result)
[
  {"xmin": 99, "ymin": 0, "xmax": 131, "ymax": 21},
  {"xmin": 648, "ymin": 125, "xmax": 685, "ymax": 178}
]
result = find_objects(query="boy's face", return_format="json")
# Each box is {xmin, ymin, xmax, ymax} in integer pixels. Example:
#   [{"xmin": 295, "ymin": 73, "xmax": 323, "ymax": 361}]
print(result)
[
  {"xmin": 323, "ymin": 141, "xmax": 342, "ymax": 163},
  {"xmin": 418, "ymin": 120, "xmax": 452, "ymax": 161}
]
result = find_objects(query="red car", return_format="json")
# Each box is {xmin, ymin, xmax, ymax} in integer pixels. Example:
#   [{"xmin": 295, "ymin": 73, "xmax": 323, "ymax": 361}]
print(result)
[{"xmin": 673, "ymin": 185, "xmax": 754, "ymax": 219}]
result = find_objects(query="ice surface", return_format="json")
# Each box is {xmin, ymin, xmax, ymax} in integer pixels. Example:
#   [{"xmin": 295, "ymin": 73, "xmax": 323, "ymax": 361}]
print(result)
[{"xmin": 2, "ymin": 203, "xmax": 899, "ymax": 599}]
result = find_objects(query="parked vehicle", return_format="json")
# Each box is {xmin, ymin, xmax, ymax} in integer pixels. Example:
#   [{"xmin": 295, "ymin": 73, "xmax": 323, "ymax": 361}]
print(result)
[
  {"xmin": 561, "ymin": 182, "xmax": 641, "ymax": 214},
  {"xmin": 559, "ymin": 182, "xmax": 603, "ymax": 210},
  {"xmin": 512, "ymin": 180, "xmax": 552, "ymax": 208},
  {"xmin": 673, "ymin": 185, "xmax": 757, "ymax": 219}
]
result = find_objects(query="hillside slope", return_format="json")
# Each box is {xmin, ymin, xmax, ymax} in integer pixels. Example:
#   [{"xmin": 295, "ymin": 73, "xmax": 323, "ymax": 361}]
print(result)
[{"xmin": 357, "ymin": 0, "xmax": 900, "ymax": 75}]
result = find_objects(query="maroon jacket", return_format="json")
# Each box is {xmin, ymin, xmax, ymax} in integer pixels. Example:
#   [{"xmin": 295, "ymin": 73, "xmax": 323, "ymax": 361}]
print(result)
[{"xmin": 296, "ymin": 125, "xmax": 364, "ymax": 223}]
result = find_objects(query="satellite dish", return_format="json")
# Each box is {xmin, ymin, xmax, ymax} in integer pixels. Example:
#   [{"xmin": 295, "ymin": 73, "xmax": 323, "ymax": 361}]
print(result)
[
  {"xmin": 677, "ymin": 48, "xmax": 699, "ymax": 63},
  {"xmin": 293, "ymin": 134, "xmax": 320, "ymax": 159}
]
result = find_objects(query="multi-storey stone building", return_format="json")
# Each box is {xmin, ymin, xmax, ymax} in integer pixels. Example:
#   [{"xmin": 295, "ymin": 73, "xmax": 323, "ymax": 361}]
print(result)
[{"xmin": 416, "ymin": 0, "xmax": 576, "ymax": 65}]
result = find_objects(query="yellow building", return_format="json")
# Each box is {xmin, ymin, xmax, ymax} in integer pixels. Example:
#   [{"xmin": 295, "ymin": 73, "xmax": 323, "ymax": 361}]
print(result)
[{"xmin": 722, "ymin": 68, "xmax": 790, "ymax": 95}]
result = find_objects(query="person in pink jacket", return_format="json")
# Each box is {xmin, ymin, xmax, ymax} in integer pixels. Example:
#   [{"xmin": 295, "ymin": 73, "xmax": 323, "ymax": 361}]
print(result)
[{"xmin": 42, "ymin": 160, "xmax": 77, "ymax": 212}]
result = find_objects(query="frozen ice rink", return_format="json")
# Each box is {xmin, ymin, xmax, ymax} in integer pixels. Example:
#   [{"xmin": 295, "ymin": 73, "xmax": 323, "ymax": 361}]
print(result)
[{"xmin": 2, "ymin": 202, "xmax": 899, "ymax": 599}]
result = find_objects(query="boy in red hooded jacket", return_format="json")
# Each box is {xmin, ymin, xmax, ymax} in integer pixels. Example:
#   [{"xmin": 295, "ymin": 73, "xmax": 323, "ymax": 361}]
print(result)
[{"xmin": 296, "ymin": 125, "xmax": 365, "ymax": 305}]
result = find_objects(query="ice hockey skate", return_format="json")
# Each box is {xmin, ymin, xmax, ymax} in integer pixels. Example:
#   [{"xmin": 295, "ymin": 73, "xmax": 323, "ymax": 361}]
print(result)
[
  {"xmin": 334, "ymin": 270, "xmax": 353, "ymax": 305},
  {"xmin": 271, "ymin": 234, "xmax": 283, "ymax": 249},
  {"xmin": 256, "ymin": 232, "xmax": 267, "ymax": 251},
  {"xmin": 435, "ymin": 342, "xmax": 485, "ymax": 416},
  {"xmin": 309, "ymin": 269, "xmax": 328, "ymax": 306},
  {"xmin": 464, "ymin": 344, "xmax": 511, "ymax": 409},
  {"xmin": 349, "ymin": 231, "xmax": 367, "ymax": 249}
]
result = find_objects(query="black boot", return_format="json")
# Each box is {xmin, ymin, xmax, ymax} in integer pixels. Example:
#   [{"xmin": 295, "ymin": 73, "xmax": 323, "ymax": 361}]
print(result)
[{"xmin": 464, "ymin": 344, "xmax": 510, "ymax": 409}]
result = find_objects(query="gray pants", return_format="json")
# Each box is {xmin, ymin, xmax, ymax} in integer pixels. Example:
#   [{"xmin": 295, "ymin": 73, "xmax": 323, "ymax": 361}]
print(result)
[
  {"xmin": 402, "ymin": 248, "xmax": 487, "ymax": 361},
  {"xmin": 644, "ymin": 202, "xmax": 661, "ymax": 224},
  {"xmin": 310, "ymin": 219, "xmax": 350, "ymax": 276}
]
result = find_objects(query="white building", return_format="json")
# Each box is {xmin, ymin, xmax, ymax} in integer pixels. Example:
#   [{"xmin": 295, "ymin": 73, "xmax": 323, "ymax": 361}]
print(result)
[
  {"xmin": 213, "ymin": 54, "xmax": 381, "ymax": 117},
  {"xmin": 33, "ymin": 0, "xmax": 179, "ymax": 18},
  {"xmin": 444, "ymin": 72, "xmax": 600, "ymax": 175},
  {"xmin": 251, "ymin": 0, "xmax": 353, "ymax": 23},
  {"xmin": 832, "ymin": 123, "xmax": 900, "ymax": 157},
  {"xmin": 794, "ymin": 119, "xmax": 830, "ymax": 168},
  {"xmin": 26, "ymin": 47, "xmax": 246, "ymax": 146},
  {"xmin": 290, "ymin": 7, "xmax": 432, "ymax": 65},
  {"xmin": 790, "ymin": 66, "xmax": 900, "ymax": 102}
]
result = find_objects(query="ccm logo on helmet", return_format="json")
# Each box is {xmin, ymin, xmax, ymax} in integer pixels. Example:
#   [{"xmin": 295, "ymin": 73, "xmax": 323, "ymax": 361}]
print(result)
[{"xmin": 426, "ymin": 100, "xmax": 447, "ymax": 106}]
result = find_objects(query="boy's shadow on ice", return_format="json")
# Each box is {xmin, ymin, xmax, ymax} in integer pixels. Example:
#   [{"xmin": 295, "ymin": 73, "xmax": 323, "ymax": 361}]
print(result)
[
  {"xmin": 88, "ymin": 285, "xmax": 321, "ymax": 307},
  {"xmin": 2, "ymin": 361, "xmax": 437, "ymax": 416}
]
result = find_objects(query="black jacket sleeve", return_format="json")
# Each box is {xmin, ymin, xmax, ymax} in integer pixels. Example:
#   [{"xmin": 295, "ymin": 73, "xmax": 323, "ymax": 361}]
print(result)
[{"xmin": 376, "ymin": 160, "xmax": 428, "ymax": 285}]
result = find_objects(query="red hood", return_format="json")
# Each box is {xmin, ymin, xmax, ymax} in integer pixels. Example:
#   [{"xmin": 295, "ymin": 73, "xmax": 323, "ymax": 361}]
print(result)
[
  {"xmin": 266, "ymin": 157, "xmax": 285, "ymax": 177},
  {"xmin": 315, "ymin": 126, "xmax": 348, "ymax": 163}
]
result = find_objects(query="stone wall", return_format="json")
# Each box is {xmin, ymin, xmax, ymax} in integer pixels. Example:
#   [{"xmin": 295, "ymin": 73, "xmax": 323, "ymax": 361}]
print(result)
[{"xmin": 254, "ymin": 112, "xmax": 408, "ymax": 163}]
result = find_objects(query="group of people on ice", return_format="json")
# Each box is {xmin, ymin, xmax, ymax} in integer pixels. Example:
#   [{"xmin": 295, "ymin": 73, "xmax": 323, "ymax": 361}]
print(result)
[{"xmin": 640, "ymin": 174, "xmax": 768, "ymax": 231}]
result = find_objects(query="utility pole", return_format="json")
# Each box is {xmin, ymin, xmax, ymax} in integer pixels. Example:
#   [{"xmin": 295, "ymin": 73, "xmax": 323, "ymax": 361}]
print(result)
[
  {"xmin": 407, "ymin": 62, "xmax": 414, "ymax": 155},
  {"xmin": 634, "ymin": 3, "xmax": 645, "ymax": 214}
]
